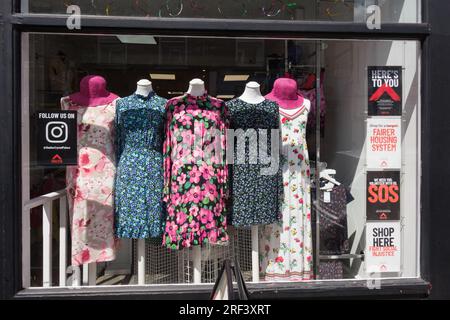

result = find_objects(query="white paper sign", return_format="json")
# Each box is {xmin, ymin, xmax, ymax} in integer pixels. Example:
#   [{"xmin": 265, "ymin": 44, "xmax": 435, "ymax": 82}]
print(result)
[
  {"xmin": 366, "ymin": 118, "xmax": 401, "ymax": 169},
  {"xmin": 366, "ymin": 221, "xmax": 401, "ymax": 273}
]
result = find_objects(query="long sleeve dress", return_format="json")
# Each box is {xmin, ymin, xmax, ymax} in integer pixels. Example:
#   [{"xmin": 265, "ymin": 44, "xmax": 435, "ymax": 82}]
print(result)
[
  {"xmin": 114, "ymin": 92, "xmax": 167, "ymax": 239},
  {"xmin": 162, "ymin": 93, "xmax": 229, "ymax": 250}
]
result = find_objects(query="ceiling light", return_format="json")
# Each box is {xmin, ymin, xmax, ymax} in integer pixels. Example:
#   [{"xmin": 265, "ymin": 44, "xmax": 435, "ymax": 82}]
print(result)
[
  {"xmin": 150, "ymin": 73, "xmax": 176, "ymax": 80},
  {"xmin": 217, "ymin": 95, "xmax": 235, "ymax": 99},
  {"xmin": 116, "ymin": 35, "xmax": 157, "ymax": 45},
  {"xmin": 224, "ymin": 75, "xmax": 250, "ymax": 82}
]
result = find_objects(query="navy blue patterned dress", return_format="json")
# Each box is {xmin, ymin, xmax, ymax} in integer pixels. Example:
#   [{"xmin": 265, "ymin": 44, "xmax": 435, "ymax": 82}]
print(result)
[
  {"xmin": 226, "ymin": 98, "xmax": 282, "ymax": 227},
  {"xmin": 114, "ymin": 92, "xmax": 167, "ymax": 238}
]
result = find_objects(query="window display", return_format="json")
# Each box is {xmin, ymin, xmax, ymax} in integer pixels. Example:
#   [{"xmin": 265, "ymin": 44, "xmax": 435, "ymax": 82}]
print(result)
[{"xmin": 21, "ymin": 33, "xmax": 420, "ymax": 288}]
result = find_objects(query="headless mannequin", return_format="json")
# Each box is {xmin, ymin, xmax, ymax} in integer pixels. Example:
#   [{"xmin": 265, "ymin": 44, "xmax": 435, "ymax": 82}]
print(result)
[
  {"xmin": 187, "ymin": 78, "xmax": 206, "ymax": 96},
  {"xmin": 239, "ymin": 81, "xmax": 265, "ymax": 104},
  {"xmin": 238, "ymin": 81, "xmax": 266, "ymax": 283},
  {"xmin": 134, "ymin": 78, "xmax": 155, "ymax": 285},
  {"xmin": 135, "ymin": 79, "xmax": 154, "ymax": 97}
]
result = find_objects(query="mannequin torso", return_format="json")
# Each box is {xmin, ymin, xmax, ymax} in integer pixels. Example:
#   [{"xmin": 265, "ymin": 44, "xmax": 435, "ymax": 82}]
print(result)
[
  {"xmin": 239, "ymin": 81, "xmax": 265, "ymax": 104},
  {"xmin": 135, "ymin": 79, "xmax": 154, "ymax": 97},
  {"xmin": 187, "ymin": 78, "xmax": 206, "ymax": 96},
  {"xmin": 278, "ymin": 99, "xmax": 311, "ymax": 120}
]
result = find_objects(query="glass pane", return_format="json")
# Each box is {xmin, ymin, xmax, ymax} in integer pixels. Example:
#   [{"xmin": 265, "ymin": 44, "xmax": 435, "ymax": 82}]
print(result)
[
  {"xmin": 22, "ymin": 33, "xmax": 420, "ymax": 288},
  {"xmin": 24, "ymin": 0, "xmax": 421, "ymax": 23},
  {"xmin": 320, "ymin": 39, "xmax": 420, "ymax": 279}
]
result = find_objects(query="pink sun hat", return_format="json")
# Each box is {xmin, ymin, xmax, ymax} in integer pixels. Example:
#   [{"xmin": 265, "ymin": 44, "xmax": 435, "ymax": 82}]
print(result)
[
  {"xmin": 265, "ymin": 77, "xmax": 304, "ymax": 110},
  {"xmin": 69, "ymin": 75, "xmax": 119, "ymax": 107}
]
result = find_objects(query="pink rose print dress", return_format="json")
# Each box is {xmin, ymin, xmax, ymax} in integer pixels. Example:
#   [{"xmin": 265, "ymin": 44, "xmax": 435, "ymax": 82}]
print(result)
[
  {"xmin": 61, "ymin": 97, "xmax": 117, "ymax": 266},
  {"xmin": 162, "ymin": 93, "xmax": 229, "ymax": 250},
  {"xmin": 259, "ymin": 99, "xmax": 313, "ymax": 281}
]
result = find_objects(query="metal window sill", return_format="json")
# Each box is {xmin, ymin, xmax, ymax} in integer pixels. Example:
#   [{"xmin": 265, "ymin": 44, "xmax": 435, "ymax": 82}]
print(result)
[{"xmin": 14, "ymin": 278, "xmax": 431, "ymax": 300}]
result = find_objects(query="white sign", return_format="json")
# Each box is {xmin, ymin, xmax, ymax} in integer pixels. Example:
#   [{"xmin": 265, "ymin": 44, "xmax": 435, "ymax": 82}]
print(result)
[
  {"xmin": 366, "ymin": 221, "xmax": 401, "ymax": 273},
  {"xmin": 366, "ymin": 118, "xmax": 401, "ymax": 169}
]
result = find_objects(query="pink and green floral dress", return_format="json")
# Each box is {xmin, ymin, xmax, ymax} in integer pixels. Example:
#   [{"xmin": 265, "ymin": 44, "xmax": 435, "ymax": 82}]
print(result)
[{"xmin": 162, "ymin": 93, "xmax": 229, "ymax": 250}]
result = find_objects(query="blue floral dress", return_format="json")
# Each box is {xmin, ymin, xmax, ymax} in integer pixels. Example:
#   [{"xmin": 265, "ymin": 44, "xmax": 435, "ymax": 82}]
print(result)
[{"xmin": 114, "ymin": 92, "xmax": 167, "ymax": 238}]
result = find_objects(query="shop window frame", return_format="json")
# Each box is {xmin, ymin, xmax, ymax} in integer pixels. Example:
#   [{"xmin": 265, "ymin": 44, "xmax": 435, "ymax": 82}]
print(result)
[{"xmin": 0, "ymin": 0, "xmax": 434, "ymax": 299}]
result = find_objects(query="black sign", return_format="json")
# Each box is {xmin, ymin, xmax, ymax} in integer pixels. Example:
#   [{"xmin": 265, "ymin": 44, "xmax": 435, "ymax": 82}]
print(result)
[
  {"xmin": 368, "ymin": 66, "xmax": 402, "ymax": 116},
  {"xmin": 36, "ymin": 111, "xmax": 77, "ymax": 166},
  {"xmin": 366, "ymin": 171, "xmax": 400, "ymax": 221}
]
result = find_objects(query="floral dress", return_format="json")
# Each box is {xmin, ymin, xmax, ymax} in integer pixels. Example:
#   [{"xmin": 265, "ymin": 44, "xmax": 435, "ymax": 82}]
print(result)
[
  {"xmin": 61, "ymin": 97, "xmax": 117, "ymax": 266},
  {"xmin": 226, "ymin": 98, "xmax": 282, "ymax": 227},
  {"xmin": 162, "ymin": 93, "xmax": 229, "ymax": 250},
  {"xmin": 259, "ymin": 99, "xmax": 313, "ymax": 281},
  {"xmin": 114, "ymin": 92, "xmax": 167, "ymax": 239}
]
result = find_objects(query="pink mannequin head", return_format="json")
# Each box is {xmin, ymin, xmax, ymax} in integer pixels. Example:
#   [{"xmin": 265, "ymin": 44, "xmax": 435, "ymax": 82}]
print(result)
[
  {"xmin": 69, "ymin": 75, "xmax": 119, "ymax": 107},
  {"xmin": 265, "ymin": 77, "xmax": 304, "ymax": 109}
]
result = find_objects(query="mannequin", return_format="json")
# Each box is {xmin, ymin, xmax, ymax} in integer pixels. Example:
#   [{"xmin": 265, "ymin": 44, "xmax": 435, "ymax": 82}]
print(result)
[
  {"xmin": 265, "ymin": 77, "xmax": 309, "ymax": 119},
  {"xmin": 61, "ymin": 75, "xmax": 118, "ymax": 268},
  {"xmin": 69, "ymin": 75, "xmax": 118, "ymax": 107},
  {"xmin": 260, "ymin": 77, "xmax": 313, "ymax": 282},
  {"xmin": 135, "ymin": 79, "xmax": 154, "ymax": 97},
  {"xmin": 239, "ymin": 81, "xmax": 265, "ymax": 104},
  {"xmin": 187, "ymin": 78, "xmax": 206, "ymax": 96}
]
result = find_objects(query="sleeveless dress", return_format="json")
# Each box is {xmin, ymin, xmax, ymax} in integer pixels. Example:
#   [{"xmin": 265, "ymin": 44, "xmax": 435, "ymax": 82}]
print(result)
[
  {"xmin": 259, "ymin": 99, "xmax": 313, "ymax": 281},
  {"xmin": 61, "ymin": 97, "xmax": 117, "ymax": 266},
  {"xmin": 226, "ymin": 98, "xmax": 282, "ymax": 227},
  {"xmin": 114, "ymin": 92, "xmax": 167, "ymax": 239}
]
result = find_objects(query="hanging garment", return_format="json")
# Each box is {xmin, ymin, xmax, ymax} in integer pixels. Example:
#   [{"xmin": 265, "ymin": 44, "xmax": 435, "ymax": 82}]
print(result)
[
  {"xmin": 319, "ymin": 260, "xmax": 345, "ymax": 279},
  {"xmin": 226, "ymin": 98, "xmax": 282, "ymax": 227},
  {"xmin": 299, "ymin": 72, "xmax": 327, "ymax": 135},
  {"xmin": 259, "ymin": 100, "xmax": 313, "ymax": 281},
  {"xmin": 162, "ymin": 93, "xmax": 229, "ymax": 250},
  {"xmin": 312, "ymin": 183, "xmax": 353, "ymax": 255},
  {"xmin": 114, "ymin": 92, "xmax": 167, "ymax": 239},
  {"xmin": 62, "ymin": 97, "xmax": 117, "ymax": 266}
]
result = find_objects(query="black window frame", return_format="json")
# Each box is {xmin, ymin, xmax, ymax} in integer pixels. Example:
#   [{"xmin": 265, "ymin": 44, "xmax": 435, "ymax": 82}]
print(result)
[{"xmin": 2, "ymin": 0, "xmax": 447, "ymax": 299}]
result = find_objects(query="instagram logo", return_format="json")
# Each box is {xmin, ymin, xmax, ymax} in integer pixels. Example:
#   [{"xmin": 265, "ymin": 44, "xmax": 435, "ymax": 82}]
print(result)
[{"xmin": 46, "ymin": 122, "xmax": 68, "ymax": 143}]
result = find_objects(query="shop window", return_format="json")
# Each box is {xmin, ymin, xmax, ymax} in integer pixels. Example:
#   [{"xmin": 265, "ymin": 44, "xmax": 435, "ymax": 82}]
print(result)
[
  {"xmin": 21, "ymin": 33, "xmax": 420, "ymax": 288},
  {"xmin": 22, "ymin": 0, "xmax": 421, "ymax": 23}
]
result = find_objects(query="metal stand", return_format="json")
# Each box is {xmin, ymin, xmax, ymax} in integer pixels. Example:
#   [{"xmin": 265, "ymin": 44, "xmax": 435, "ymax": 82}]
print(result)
[
  {"xmin": 193, "ymin": 246, "xmax": 201, "ymax": 283},
  {"xmin": 314, "ymin": 40, "xmax": 322, "ymax": 279},
  {"xmin": 251, "ymin": 225, "xmax": 260, "ymax": 282},
  {"xmin": 137, "ymin": 239, "xmax": 146, "ymax": 285}
]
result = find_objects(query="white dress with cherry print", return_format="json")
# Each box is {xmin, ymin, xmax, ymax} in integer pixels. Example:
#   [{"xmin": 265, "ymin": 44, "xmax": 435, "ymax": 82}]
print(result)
[
  {"xmin": 259, "ymin": 99, "xmax": 313, "ymax": 281},
  {"xmin": 62, "ymin": 97, "xmax": 117, "ymax": 266}
]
